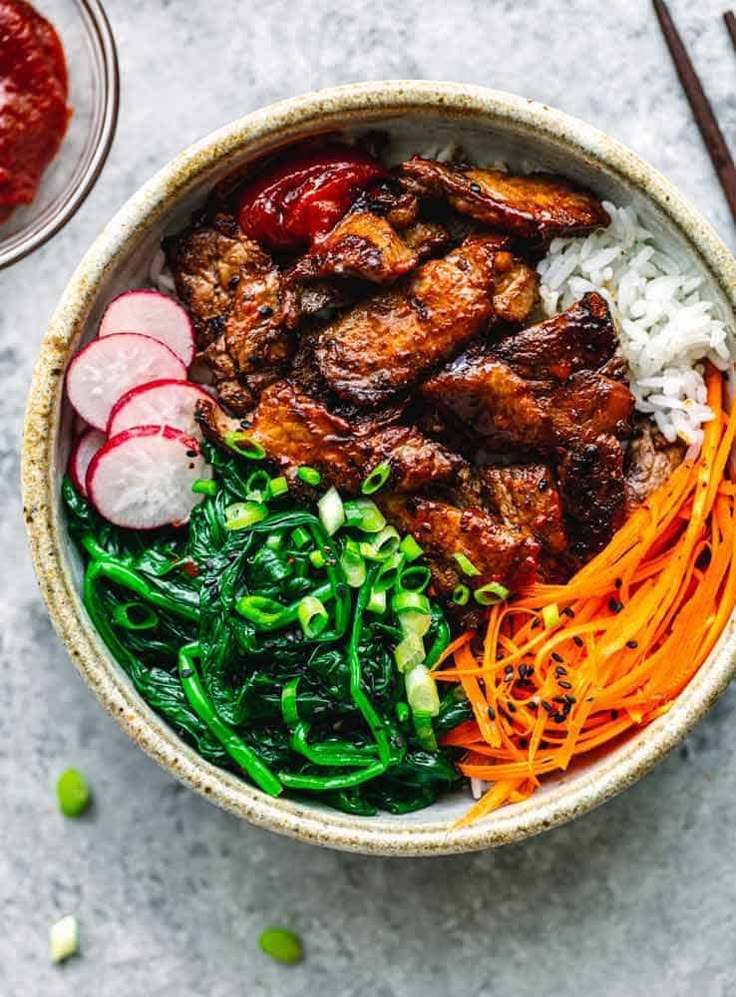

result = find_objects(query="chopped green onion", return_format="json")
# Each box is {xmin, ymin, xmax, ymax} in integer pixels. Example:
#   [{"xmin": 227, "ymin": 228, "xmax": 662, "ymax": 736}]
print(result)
[
  {"xmin": 192, "ymin": 478, "xmax": 218, "ymax": 496},
  {"xmin": 359, "ymin": 525, "xmax": 400, "ymax": 562},
  {"xmin": 395, "ymin": 701, "xmax": 410, "ymax": 723},
  {"xmin": 339, "ymin": 544, "xmax": 366, "ymax": 588},
  {"xmin": 405, "ymin": 664, "xmax": 440, "ymax": 715},
  {"xmin": 399, "ymin": 609, "xmax": 432, "ymax": 638},
  {"xmin": 291, "ymin": 526, "xmax": 311, "ymax": 549},
  {"xmin": 343, "ymin": 498, "xmax": 386, "ymax": 534},
  {"xmin": 236, "ymin": 595, "xmax": 287, "ymax": 628},
  {"xmin": 297, "ymin": 465, "xmax": 322, "ymax": 486},
  {"xmin": 399, "ymin": 534, "xmax": 423, "ymax": 561},
  {"xmin": 398, "ymin": 564, "xmax": 431, "ymax": 593},
  {"xmin": 258, "ymin": 927, "xmax": 303, "ymax": 965},
  {"xmin": 56, "ymin": 768, "xmax": 91, "ymax": 818},
  {"xmin": 223, "ymin": 431, "xmax": 266, "ymax": 460},
  {"xmin": 394, "ymin": 631, "xmax": 425, "ymax": 673},
  {"xmin": 309, "ymin": 549, "xmax": 326, "ymax": 569},
  {"xmin": 412, "ymin": 711, "xmax": 438, "ymax": 752},
  {"xmin": 366, "ymin": 587, "xmax": 387, "ymax": 614},
  {"xmin": 542, "ymin": 602, "xmax": 560, "ymax": 629},
  {"xmin": 265, "ymin": 532, "xmax": 284, "ymax": 550},
  {"xmin": 112, "ymin": 601, "xmax": 158, "ymax": 630},
  {"xmin": 245, "ymin": 469, "xmax": 271, "ymax": 501},
  {"xmin": 281, "ymin": 678, "xmax": 300, "ymax": 727},
  {"xmin": 373, "ymin": 551, "xmax": 405, "ymax": 593},
  {"xmin": 298, "ymin": 596, "xmax": 329, "ymax": 638},
  {"xmin": 392, "ymin": 590, "xmax": 431, "ymax": 615},
  {"xmin": 473, "ymin": 581, "xmax": 510, "ymax": 606},
  {"xmin": 50, "ymin": 914, "xmax": 79, "ymax": 964},
  {"xmin": 361, "ymin": 461, "xmax": 391, "ymax": 495},
  {"xmin": 318, "ymin": 486, "xmax": 345, "ymax": 536},
  {"xmin": 452, "ymin": 584, "xmax": 470, "ymax": 606},
  {"xmin": 224, "ymin": 501, "xmax": 268, "ymax": 531},
  {"xmin": 452, "ymin": 552, "xmax": 481, "ymax": 576},
  {"xmin": 267, "ymin": 475, "xmax": 289, "ymax": 499}
]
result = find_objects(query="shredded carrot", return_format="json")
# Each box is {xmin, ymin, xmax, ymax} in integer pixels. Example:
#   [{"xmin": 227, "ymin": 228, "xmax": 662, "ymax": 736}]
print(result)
[{"xmin": 442, "ymin": 364, "xmax": 736, "ymax": 829}]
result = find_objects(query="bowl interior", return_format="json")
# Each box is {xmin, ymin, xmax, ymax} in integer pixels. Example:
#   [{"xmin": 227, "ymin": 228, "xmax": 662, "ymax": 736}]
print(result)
[
  {"xmin": 0, "ymin": 0, "xmax": 117, "ymax": 267},
  {"xmin": 35, "ymin": 88, "xmax": 736, "ymax": 853}
]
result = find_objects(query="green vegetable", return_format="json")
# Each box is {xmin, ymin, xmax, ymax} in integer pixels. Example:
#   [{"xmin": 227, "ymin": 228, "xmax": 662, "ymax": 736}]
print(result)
[
  {"xmin": 298, "ymin": 596, "xmax": 329, "ymax": 638},
  {"xmin": 223, "ymin": 431, "xmax": 266, "ymax": 459},
  {"xmin": 297, "ymin": 465, "xmax": 322, "ymax": 486},
  {"xmin": 473, "ymin": 582, "xmax": 510, "ymax": 606},
  {"xmin": 394, "ymin": 631, "xmax": 425, "ymax": 673},
  {"xmin": 192, "ymin": 478, "xmax": 218, "ymax": 496},
  {"xmin": 399, "ymin": 535, "xmax": 423, "ymax": 561},
  {"xmin": 258, "ymin": 927, "xmax": 303, "ymax": 965},
  {"xmin": 343, "ymin": 498, "xmax": 386, "ymax": 533},
  {"xmin": 405, "ymin": 664, "xmax": 441, "ymax": 716},
  {"xmin": 452, "ymin": 552, "xmax": 481, "ymax": 577},
  {"xmin": 361, "ymin": 461, "xmax": 391, "ymax": 495},
  {"xmin": 50, "ymin": 915, "xmax": 79, "ymax": 964},
  {"xmin": 56, "ymin": 768, "xmax": 91, "ymax": 818},
  {"xmin": 268, "ymin": 476, "xmax": 289, "ymax": 499},
  {"xmin": 452, "ymin": 584, "xmax": 470, "ymax": 606},
  {"xmin": 318, "ymin": 486, "xmax": 344, "ymax": 535},
  {"xmin": 224, "ymin": 501, "xmax": 268, "ymax": 531}
]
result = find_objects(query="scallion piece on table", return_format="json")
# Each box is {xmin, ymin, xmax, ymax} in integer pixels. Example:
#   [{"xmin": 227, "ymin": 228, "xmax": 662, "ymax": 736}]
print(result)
[
  {"xmin": 405, "ymin": 664, "xmax": 441, "ymax": 715},
  {"xmin": 224, "ymin": 500, "xmax": 268, "ymax": 531},
  {"xmin": 452, "ymin": 552, "xmax": 481, "ymax": 576},
  {"xmin": 452, "ymin": 584, "xmax": 470, "ymax": 606},
  {"xmin": 192, "ymin": 478, "xmax": 218, "ymax": 496},
  {"xmin": 258, "ymin": 927, "xmax": 304, "ymax": 965},
  {"xmin": 268, "ymin": 475, "xmax": 289, "ymax": 499},
  {"xmin": 223, "ymin": 431, "xmax": 266, "ymax": 460},
  {"xmin": 394, "ymin": 631, "xmax": 425, "ymax": 673},
  {"xmin": 343, "ymin": 498, "xmax": 386, "ymax": 534},
  {"xmin": 473, "ymin": 581, "xmax": 510, "ymax": 606},
  {"xmin": 56, "ymin": 768, "xmax": 91, "ymax": 818},
  {"xmin": 361, "ymin": 461, "xmax": 391, "ymax": 495},
  {"xmin": 542, "ymin": 602, "xmax": 560, "ymax": 629},
  {"xmin": 318, "ymin": 486, "xmax": 345, "ymax": 535},
  {"xmin": 399, "ymin": 534, "xmax": 423, "ymax": 561},
  {"xmin": 297, "ymin": 595, "xmax": 329, "ymax": 638},
  {"xmin": 297, "ymin": 465, "xmax": 322, "ymax": 486},
  {"xmin": 50, "ymin": 915, "xmax": 79, "ymax": 964}
]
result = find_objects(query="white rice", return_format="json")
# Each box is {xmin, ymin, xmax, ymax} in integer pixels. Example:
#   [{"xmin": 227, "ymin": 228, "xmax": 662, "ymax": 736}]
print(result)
[{"xmin": 537, "ymin": 201, "xmax": 734, "ymax": 449}]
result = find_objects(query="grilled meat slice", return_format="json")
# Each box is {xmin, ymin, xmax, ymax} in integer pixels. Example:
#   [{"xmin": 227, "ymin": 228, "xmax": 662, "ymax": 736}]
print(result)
[
  {"xmin": 493, "ymin": 254, "xmax": 540, "ymax": 325},
  {"xmin": 315, "ymin": 235, "xmax": 500, "ymax": 407},
  {"xmin": 286, "ymin": 211, "xmax": 419, "ymax": 286},
  {"xmin": 196, "ymin": 383, "xmax": 461, "ymax": 495},
  {"xmin": 377, "ymin": 493, "xmax": 540, "ymax": 602},
  {"xmin": 626, "ymin": 417, "xmax": 686, "ymax": 503},
  {"xmin": 400, "ymin": 220, "xmax": 452, "ymax": 260},
  {"xmin": 351, "ymin": 181, "xmax": 420, "ymax": 229},
  {"xmin": 491, "ymin": 292, "xmax": 617, "ymax": 379},
  {"xmin": 399, "ymin": 157, "xmax": 609, "ymax": 239},
  {"xmin": 164, "ymin": 213, "xmax": 258, "ymax": 348},
  {"xmin": 558, "ymin": 435, "xmax": 627, "ymax": 558},
  {"xmin": 479, "ymin": 464, "xmax": 568, "ymax": 557}
]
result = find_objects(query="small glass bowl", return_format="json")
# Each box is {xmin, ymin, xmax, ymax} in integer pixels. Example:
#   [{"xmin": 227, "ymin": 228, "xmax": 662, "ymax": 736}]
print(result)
[{"xmin": 0, "ymin": 0, "xmax": 119, "ymax": 269}]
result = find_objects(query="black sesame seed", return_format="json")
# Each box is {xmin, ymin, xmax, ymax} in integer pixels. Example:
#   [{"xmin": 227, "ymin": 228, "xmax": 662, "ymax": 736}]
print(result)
[
  {"xmin": 506, "ymin": 701, "xmax": 517, "ymax": 713},
  {"xmin": 228, "ymin": 275, "xmax": 240, "ymax": 290},
  {"xmin": 541, "ymin": 700, "xmax": 552, "ymax": 712},
  {"xmin": 520, "ymin": 738, "xmax": 528, "ymax": 749},
  {"xmin": 552, "ymin": 713, "xmax": 566, "ymax": 724},
  {"xmin": 626, "ymin": 639, "xmax": 638, "ymax": 649},
  {"xmin": 611, "ymin": 709, "xmax": 619, "ymax": 719},
  {"xmin": 615, "ymin": 577, "xmax": 622, "ymax": 589},
  {"xmin": 573, "ymin": 635, "xmax": 584, "ymax": 648},
  {"xmin": 609, "ymin": 598, "xmax": 623, "ymax": 613},
  {"xmin": 537, "ymin": 478, "xmax": 549, "ymax": 492},
  {"xmin": 531, "ymin": 618, "xmax": 541, "ymax": 629},
  {"xmin": 186, "ymin": 450, "xmax": 198, "ymax": 458},
  {"xmin": 469, "ymin": 182, "xmax": 482, "ymax": 193},
  {"xmin": 258, "ymin": 304, "xmax": 274, "ymax": 318},
  {"xmin": 558, "ymin": 679, "xmax": 573, "ymax": 690},
  {"xmin": 551, "ymin": 651, "xmax": 564, "ymax": 663},
  {"xmin": 487, "ymin": 707, "xmax": 496, "ymax": 720},
  {"xmin": 555, "ymin": 665, "xmax": 567, "ymax": 677},
  {"xmin": 562, "ymin": 606, "xmax": 575, "ymax": 618},
  {"xmin": 239, "ymin": 419, "xmax": 252, "ymax": 430},
  {"xmin": 180, "ymin": 668, "xmax": 194, "ymax": 679}
]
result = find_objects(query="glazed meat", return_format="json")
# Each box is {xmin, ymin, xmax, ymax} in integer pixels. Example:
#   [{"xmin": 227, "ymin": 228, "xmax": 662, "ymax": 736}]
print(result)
[
  {"xmin": 491, "ymin": 292, "xmax": 617, "ymax": 379},
  {"xmin": 400, "ymin": 157, "xmax": 610, "ymax": 239},
  {"xmin": 351, "ymin": 181, "xmax": 420, "ymax": 229},
  {"xmin": 166, "ymin": 212, "xmax": 293, "ymax": 413},
  {"xmin": 558, "ymin": 436, "xmax": 628, "ymax": 558},
  {"xmin": 479, "ymin": 464, "xmax": 568, "ymax": 558},
  {"xmin": 493, "ymin": 254, "xmax": 539, "ymax": 325},
  {"xmin": 377, "ymin": 493, "xmax": 540, "ymax": 602},
  {"xmin": 626, "ymin": 417, "xmax": 686, "ymax": 503},
  {"xmin": 196, "ymin": 383, "xmax": 461, "ymax": 495},
  {"xmin": 315, "ymin": 235, "xmax": 500, "ymax": 407}
]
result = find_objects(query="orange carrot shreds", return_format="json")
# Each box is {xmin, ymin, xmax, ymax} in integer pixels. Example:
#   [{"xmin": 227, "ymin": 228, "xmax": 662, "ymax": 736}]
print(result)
[{"xmin": 440, "ymin": 365, "xmax": 736, "ymax": 827}]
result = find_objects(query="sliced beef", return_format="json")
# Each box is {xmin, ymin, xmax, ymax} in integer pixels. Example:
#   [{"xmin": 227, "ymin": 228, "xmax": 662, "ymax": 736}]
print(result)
[
  {"xmin": 479, "ymin": 464, "xmax": 568, "ymax": 557},
  {"xmin": 558, "ymin": 436, "xmax": 628, "ymax": 558},
  {"xmin": 399, "ymin": 220, "xmax": 452, "ymax": 260},
  {"xmin": 491, "ymin": 292, "xmax": 617, "ymax": 379},
  {"xmin": 493, "ymin": 254, "xmax": 540, "ymax": 325},
  {"xmin": 314, "ymin": 235, "xmax": 500, "ymax": 407},
  {"xmin": 626, "ymin": 417, "xmax": 686, "ymax": 503},
  {"xmin": 399, "ymin": 157, "xmax": 610, "ymax": 240},
  {"xmin": 377, "ymin": 493, "xmax": 540, "ymax": 604},
  {"xmin": 351, "ymin": 181, "xmax": 420, "ymax": 229},
  {"xmin": 196, "ymin": 383, "xmax": 462, "ymax": 495}
]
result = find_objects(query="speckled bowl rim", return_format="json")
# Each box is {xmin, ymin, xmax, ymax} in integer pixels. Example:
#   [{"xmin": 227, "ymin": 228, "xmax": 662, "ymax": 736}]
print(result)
[{"xmin": 22, "ymin": 81, "xmax": 736, "ymax": 856}]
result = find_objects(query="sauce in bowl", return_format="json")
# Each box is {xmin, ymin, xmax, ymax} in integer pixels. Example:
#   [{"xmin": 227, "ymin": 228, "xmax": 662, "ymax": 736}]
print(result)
[{"xmin": 0, "ymin": 0, "xmax": 70, "ymax": 223}]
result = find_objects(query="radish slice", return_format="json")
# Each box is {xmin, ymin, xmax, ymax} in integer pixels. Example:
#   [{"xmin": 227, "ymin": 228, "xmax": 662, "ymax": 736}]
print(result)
[
  {"xmin": 99, "ymin": 290, "xmax": 195, "ymax": 366},
  {"xmin": 87, "ymin": 425, "xmax": 212, "ymax": 529},
  {"xmin": 68, "ymin": 428, "xmax": 106, "ymax": 497},
  {"xmin": 107, "ymin": 379, "xmax": 213, "ymax": 439},
  {"xmin": 66, "ymin": 333, "xmax": 187, "ymax": 431}
]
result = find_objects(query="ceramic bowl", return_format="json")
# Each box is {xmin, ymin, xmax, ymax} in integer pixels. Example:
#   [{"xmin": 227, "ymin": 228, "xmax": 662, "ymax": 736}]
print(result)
[{"xmin": 22, "ymin": 81, "xmax": 736, "ymax": 856}]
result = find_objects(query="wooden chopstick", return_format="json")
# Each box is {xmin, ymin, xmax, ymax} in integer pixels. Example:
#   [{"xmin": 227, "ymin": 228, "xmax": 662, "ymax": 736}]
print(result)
[
  {"xmin": 724, "ymin": 10, "xmax": 736, "ymax": 52},
  {"xmin": 653, "ymin": 0, "xmax": 736, "ymax": 224}
]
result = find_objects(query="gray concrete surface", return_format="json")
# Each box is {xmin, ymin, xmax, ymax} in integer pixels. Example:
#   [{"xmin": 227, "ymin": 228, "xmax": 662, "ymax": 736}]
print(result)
[{"xmin": 3, "ymin": 1, "xmax": 736, "ymax": 994}]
